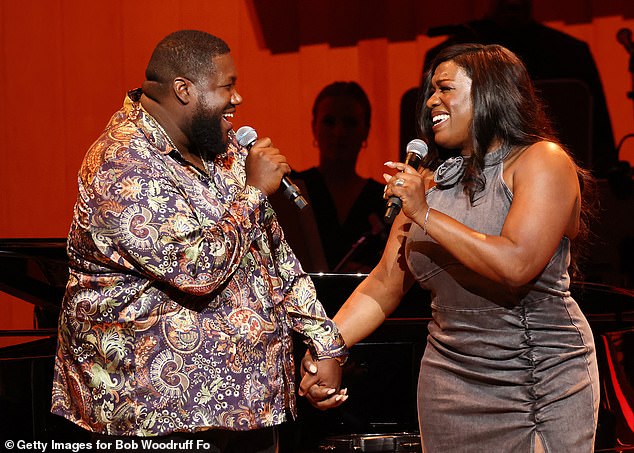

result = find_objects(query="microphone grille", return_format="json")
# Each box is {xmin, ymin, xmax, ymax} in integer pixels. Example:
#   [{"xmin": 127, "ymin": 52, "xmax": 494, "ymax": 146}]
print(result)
[
  {"xmin": 407, "ymin": 139, "xmax": 428, "ymax": 158},
  {"xmin": 236, "ymin": 126, "xmax": 258, "ymax": 147}
]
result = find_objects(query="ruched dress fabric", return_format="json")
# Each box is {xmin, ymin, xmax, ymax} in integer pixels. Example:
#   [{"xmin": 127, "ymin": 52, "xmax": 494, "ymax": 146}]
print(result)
[{"xmin": 405, "ymin": 148, "xmax": 599, "ymax": 452}]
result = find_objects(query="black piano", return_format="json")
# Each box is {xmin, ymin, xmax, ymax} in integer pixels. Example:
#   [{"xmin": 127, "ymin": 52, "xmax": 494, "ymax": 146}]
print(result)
[{"xmin": 0, "ymin": 238, "xmax": 633, "ymax": 452}]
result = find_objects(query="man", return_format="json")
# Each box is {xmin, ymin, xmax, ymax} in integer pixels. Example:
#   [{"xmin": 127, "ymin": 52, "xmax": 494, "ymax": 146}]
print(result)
[{"xmin": 52, "ymin": 30, "xmax": 347, "ymax": 452}]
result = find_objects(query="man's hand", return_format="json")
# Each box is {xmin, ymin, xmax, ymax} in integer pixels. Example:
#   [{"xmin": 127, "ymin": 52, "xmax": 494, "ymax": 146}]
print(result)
[
  {"xmin": 298, "ymin": 354, "xmax": 348, "ymax": 410},
  {"xmin": 245, "ymin": 137, "xmax": 291, "ymax": 196}
]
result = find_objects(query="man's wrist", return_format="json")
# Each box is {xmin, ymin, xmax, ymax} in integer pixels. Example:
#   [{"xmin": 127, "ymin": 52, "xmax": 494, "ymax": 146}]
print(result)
[{"xmin": 331, "ymin": 354, "xmax": 348, "ymax": 367}]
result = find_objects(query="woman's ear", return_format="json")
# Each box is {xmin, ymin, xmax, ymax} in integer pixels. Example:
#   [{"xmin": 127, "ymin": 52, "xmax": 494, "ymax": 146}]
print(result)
[{"xmin": 360, "ymin": 123, "xmax": 370, "ymax": 143}]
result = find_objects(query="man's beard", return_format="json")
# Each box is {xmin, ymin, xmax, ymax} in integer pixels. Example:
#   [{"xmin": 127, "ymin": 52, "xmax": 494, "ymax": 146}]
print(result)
[{"xmin": 190, "ymin": 101, "xmax": 228, "ymax": 160}]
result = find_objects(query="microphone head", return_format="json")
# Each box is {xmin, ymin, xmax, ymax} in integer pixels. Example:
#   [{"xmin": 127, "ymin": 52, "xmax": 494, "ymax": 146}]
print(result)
[
  {"xmin": 406, "ymin": 139, "xmax": 429, "ymax": 158},
  {"xmin": 236, "ymin": 126, "xmax": 258, "ymax": 147}
]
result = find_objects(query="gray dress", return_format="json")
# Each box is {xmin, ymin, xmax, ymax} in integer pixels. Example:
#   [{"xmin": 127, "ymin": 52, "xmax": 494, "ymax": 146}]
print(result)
[{"xmin": 405, "ymin": 148, "xmax": 599, "ymax": 452}]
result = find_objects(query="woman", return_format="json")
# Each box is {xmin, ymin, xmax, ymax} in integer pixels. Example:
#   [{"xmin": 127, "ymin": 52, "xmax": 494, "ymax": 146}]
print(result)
[
  {"xmin": 300, "ymin": 44, "xmax": 599, "ymax": 452},
  {"xmin": 294, "ymin": 81, "xmax": 387, "ymax": 272}
]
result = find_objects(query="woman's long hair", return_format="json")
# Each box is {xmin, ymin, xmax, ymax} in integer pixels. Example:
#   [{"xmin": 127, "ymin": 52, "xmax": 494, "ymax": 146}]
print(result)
[{"xmin": 418, "ymin": 43, "xmax": 596, "ymax": 279}]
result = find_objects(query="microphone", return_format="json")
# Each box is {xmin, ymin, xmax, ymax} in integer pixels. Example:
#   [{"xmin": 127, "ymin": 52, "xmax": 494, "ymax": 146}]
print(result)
[
  {"xmin": 384, "ymin": 139, "xmax": 429, "ymax": 224},
  {"xmin": 617, "ymin": 28, "xmax": 634, "ymax": 54},
  {"xmin": 235, "ymin": 126, "xmax": 308, "ymax": 210}
]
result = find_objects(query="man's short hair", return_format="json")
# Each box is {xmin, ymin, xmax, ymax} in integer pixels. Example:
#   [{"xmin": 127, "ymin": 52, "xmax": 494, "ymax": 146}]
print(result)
[{"xmin": 145, "ymin": 30, "xmax": 230, "ymax": 85}]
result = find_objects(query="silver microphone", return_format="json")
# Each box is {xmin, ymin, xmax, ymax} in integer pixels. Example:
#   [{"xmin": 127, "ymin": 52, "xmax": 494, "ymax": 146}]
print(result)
[{"xmin": 384, "ymin": 139, "xmax": 429, "ymax": 224}]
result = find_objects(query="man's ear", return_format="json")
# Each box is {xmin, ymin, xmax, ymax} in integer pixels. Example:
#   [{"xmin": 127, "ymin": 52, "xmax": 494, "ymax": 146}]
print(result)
[{"xmin": 173, "ymin": 77, "xmax": 195, "ymax": 105}]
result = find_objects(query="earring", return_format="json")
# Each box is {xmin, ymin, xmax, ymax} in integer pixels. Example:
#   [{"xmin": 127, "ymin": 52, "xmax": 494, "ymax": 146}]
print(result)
[
  {"xmin": 313, "ymin": 139, "xmax": 318, "ymax": 147},
  {"xmin": 362, "ymin": 140, "xmax": 368, "ymax": 149},
  {"xmin": 434, "ymin": 155, "xmax": 466, "ymax": 188}
]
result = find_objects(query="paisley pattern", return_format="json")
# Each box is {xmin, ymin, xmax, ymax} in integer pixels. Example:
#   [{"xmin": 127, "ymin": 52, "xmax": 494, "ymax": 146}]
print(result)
[{"xmin": 52, "ymin": 89, "xmax": 347, "ymax": 436}]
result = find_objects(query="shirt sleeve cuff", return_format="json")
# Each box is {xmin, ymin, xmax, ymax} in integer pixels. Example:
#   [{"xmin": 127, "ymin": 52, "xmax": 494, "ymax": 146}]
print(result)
[{"xmin": 305, "ymin": 331, "xmax": 349, "ymax": 362}]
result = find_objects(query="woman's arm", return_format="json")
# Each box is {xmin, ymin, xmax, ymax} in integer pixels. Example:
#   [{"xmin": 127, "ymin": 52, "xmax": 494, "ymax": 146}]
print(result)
[
  {"xmin": 335, "ymin": 212, "xmax": 417, "ymax": 347},
  {"xmin": 389, "ymin": 141, "xmax": 581, "ymax": 287},
  {"xmin": 298, "ymin": 213, "xmax": 416, "ymax": 407}
]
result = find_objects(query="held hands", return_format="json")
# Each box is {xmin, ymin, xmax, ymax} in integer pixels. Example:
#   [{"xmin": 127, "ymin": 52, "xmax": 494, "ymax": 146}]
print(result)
[
  {"xmin": 245, "ymin": 137, "xmax": 291, "ymax": 196},
  {"xmin": 298, "ymin": 354, "xmax": 348, "ymax": 410},
  {"xmin": 383, "ymin": 161, "xmax": 428, "ymax": 223}
]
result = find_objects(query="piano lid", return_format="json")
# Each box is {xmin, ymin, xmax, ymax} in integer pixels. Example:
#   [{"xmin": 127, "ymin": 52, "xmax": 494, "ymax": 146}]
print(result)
[{"xmin": 0, "ymin": 238, "xmax": 68, "ymax": 310}]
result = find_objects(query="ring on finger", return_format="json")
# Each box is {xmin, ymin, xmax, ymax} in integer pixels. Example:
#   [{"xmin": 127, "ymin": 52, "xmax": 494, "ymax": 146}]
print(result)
[{"xmin": 394, "ymin": 178, "xmax": 405, "ymax": 187}]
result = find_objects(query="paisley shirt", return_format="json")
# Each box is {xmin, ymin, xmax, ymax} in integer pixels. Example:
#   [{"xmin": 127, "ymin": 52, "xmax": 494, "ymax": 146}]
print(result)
[{"xmin": 51, "ymin": 89, "xmax": 347, "ymax": 436}]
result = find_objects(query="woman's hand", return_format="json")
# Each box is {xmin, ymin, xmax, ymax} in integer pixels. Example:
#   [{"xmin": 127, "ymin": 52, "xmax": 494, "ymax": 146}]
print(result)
[{"xmin": 383, "ymin": 161, "xmax": 428, "ymax": 224}]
